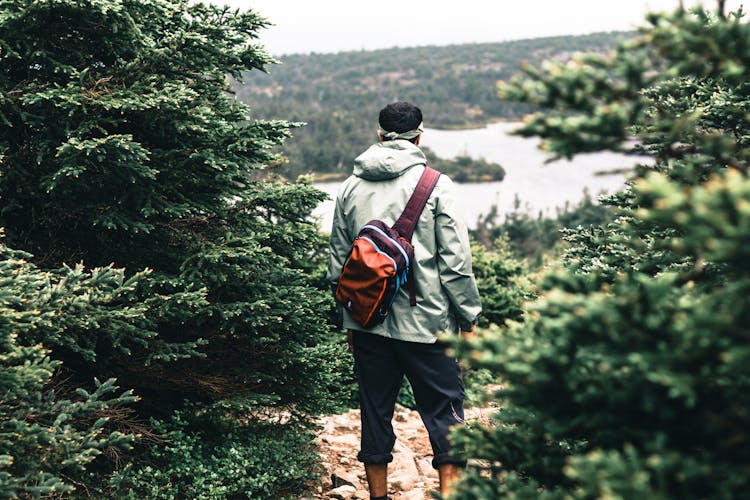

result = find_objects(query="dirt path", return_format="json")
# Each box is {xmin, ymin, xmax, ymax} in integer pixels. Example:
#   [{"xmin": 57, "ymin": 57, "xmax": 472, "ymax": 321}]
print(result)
[{"xmin": 308, "ymin": 404, "xmax": 493, "ymax": 499}]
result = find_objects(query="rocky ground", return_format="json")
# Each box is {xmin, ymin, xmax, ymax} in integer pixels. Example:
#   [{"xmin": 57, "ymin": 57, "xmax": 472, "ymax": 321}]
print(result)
[{"xmin": 307, "ymin": 404, "xmax": 494, "ymax": 500}]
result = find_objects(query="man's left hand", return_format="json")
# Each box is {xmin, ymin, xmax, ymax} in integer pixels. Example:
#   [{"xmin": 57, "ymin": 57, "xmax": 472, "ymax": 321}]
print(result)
[{"xmin": 461, "ymin": 325, "xmax": 478, "ymax": 340}]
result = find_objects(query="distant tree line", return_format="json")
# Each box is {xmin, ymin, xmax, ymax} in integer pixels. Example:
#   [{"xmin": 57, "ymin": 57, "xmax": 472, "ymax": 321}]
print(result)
[{"xmin": 234, "ymin": 32, "xmax": 628, "ymax": 179}]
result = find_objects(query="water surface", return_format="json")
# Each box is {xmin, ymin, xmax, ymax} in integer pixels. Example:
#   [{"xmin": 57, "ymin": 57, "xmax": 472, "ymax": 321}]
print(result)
[{"xmin": 313, "ymin": 122, "xmax": 642, "ymax": 230}]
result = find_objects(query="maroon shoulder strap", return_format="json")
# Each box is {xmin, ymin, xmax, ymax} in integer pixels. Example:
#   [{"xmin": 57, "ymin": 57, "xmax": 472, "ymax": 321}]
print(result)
[
  {"xmin": 392, "ymin": 166, "xmax": 441, "ymax": 307},
  {"xmin": 393, "ymin": 166, "xmax": 441, "ymax": 242}
]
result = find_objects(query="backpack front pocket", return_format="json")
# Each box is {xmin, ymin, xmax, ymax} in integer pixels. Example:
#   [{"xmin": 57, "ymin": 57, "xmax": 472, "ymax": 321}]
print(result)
[{"xmin": 336, "ymin": 236, "xmax": 400, "ymax": 328}]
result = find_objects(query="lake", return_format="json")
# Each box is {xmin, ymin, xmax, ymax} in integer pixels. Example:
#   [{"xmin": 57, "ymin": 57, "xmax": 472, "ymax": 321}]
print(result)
[{"xmin": 312, "ymin": 122, "xmax": 644, "ymax": 230}]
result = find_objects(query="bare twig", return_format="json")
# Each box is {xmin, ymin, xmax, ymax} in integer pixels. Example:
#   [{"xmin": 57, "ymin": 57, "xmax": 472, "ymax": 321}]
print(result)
[{"xmin": 60, "ymin": 473, "xmax": 92, "ymax": 498}]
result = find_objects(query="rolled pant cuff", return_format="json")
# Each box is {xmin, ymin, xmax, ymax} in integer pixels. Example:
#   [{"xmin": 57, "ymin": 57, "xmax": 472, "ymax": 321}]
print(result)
[
  {"xmin": 431, "ymin": 452, "xmax": 467, "ymax": 470},
  {"xmin": 357, "ymin": 451, "xmax": 393, "ymax": 464}
]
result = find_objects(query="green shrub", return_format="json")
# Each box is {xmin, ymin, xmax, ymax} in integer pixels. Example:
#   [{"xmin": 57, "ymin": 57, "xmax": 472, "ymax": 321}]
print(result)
[
  {"xmin": 450, "ymin": 3, "xmax": 750, "ymax": 498},
  {"xmin": 107, "ymin": 412, "xmax": 318, "ymax": 499},
  {"xmin": 470, "ymin": 239, "xmax": 535, "ymax": 329},
  {"xmin": 473, "ymin": 191, "xmax": 615, "ymax": 267},
  {"xmin": 0, "ymin": 240, "xmax": 137, "ymax": 496}
]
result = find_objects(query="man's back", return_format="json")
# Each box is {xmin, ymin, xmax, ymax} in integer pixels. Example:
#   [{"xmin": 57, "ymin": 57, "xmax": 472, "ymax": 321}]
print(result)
[{"xmin": 327, "ymin": 139, "xmax": 481, "ymax": 343}]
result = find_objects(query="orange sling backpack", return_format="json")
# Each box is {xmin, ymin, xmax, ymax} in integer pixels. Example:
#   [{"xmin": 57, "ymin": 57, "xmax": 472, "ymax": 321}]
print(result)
[{"xmin": 335, "ymin": 167, "xmax": 441, "ymax": 328}]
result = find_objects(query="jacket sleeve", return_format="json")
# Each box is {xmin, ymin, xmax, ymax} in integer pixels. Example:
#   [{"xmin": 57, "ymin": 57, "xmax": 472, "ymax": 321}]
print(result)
[
  {"xmin": 434, "ymin": 177, "xmax": 482, "ymax": 330},
  {"xmin": 326, "ymin": 192, "xmax": 352, "ymax": 287}
]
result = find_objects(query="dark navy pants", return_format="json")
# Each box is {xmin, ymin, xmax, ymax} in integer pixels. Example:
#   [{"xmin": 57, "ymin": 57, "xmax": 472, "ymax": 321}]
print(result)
[{"xmin": 352, "ymin": 331, "xmax": 467, "ymax": 469}]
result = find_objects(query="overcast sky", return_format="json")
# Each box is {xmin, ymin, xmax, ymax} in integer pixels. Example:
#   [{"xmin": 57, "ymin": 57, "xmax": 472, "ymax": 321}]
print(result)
[{"xmin": 216, "ymin": 0, "xmax": 743, "ymax": 55}]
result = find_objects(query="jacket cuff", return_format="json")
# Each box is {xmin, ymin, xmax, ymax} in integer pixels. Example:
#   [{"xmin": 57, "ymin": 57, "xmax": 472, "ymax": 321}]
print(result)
[{"xmin": 459, "ymin": 312, "xmax": 481, "ymax": 331}]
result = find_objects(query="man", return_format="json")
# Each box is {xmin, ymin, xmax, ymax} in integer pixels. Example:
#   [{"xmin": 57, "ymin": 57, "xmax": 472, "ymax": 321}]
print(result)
[{"xmin": 327, "ymin": 101, "xmax": 482, "ymax": 498}]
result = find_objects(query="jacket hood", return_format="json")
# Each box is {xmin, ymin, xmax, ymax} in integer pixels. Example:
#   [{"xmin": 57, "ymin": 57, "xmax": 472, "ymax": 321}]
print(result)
[{"xmin": 353, "ymin": 140, "xmax": 426, "ymax": 181}]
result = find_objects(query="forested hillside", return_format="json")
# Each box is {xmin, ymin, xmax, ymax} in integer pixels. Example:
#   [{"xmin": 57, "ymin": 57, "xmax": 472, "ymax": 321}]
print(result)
[{"xmin": 235, "ymin": 32, "xmax": 628, "ymax": 178}]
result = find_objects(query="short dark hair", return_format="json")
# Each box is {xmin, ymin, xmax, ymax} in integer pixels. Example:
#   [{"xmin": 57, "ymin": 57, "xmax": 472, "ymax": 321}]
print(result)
[{"xmin": 379, "ymin": 101, "xmax": 423, "ymax": 136}]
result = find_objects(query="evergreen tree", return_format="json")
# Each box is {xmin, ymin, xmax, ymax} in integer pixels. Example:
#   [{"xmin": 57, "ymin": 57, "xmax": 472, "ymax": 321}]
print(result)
[
  {"xmin": 0, "ymin": 238, "xmax": 137, "ymax": 496},
  {"xmin": 0, "ymin": 0, "xmax": 345, "ymax": 496},
  {"xmin": 451, "ymin": 3, "xmax": 750, "ymax": 498}
]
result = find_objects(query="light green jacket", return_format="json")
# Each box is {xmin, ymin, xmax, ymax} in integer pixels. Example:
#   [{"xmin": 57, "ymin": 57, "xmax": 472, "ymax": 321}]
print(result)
[{"xmin": 326, "ymin": 139, "xmax": 482, "ymax": 343}]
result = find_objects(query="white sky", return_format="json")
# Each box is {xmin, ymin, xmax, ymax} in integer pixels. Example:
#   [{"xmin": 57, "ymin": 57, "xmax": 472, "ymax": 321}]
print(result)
[{"xmin": 216, "ymin": 0, "xmax": 744, "ymax": 55}]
